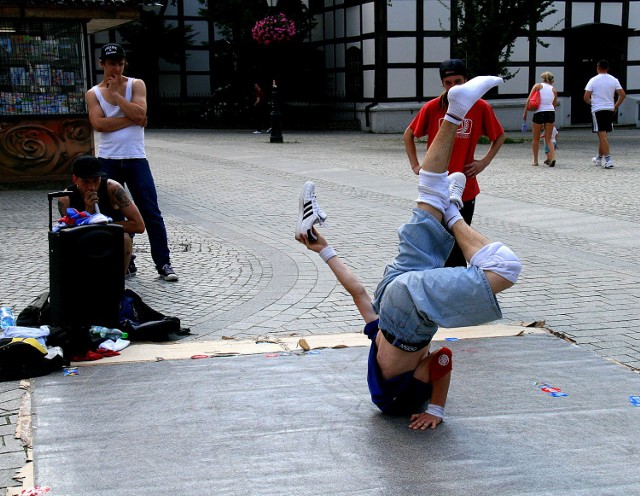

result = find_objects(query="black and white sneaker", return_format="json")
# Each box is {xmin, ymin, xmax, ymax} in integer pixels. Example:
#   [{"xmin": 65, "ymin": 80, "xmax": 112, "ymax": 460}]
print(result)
[
  {"xmin": 158, "ymin": 264, "xmax": 178, "ymax": 282},
  {"xmin": 295, "ymin": 181, "xmax": 327, "ymax": 242}
]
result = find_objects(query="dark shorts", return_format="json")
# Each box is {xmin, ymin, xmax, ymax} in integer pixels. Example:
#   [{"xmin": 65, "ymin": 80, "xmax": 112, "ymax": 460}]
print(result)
[
  {"xmin": 383, "ymin": 377, "xmax": 433, "ymax": 416},
  {"xmin": 592, "ymin": 110, "xmax": 614, "ymax": 133},
  {"xmin": 533, "ymin": 111, "xmax": 555, "ymax": 125}
]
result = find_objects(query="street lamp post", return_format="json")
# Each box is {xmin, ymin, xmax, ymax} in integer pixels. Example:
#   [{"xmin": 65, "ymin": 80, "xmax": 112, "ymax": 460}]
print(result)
[{"xmin": 265, "ymin": 0, "xmax": 283, "ymax": 143}]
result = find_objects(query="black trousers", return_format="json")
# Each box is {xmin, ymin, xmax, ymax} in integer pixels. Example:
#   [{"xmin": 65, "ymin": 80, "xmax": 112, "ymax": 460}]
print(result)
[{"xmin": 444, "ymin": 197, "xmax": 476, "ymax": 268}]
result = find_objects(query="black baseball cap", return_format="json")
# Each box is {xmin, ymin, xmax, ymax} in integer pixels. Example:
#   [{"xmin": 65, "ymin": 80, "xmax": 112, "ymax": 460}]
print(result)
[
  {"xmin": 439, "ymin": 59, "xmax": 467, "ymax": 80},
  {"xmin": 72, "ymin": 156, "xmax": 106, "ymax": 179},
  {"xmin": 100, "ymin": 43, "xmax": 126, "ymax": 61}
]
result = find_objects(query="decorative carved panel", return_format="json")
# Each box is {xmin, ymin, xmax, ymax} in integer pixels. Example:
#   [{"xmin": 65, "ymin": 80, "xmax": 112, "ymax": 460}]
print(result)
[{"xmin": 0, "ymin": 117, "xmax": 93, "ymax": 183}]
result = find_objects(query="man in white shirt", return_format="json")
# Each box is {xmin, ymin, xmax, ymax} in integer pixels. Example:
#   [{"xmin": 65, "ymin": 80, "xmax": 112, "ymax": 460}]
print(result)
[{"xmin": 584, "ymin": 59, "xmax": 626, "ymax": 169}]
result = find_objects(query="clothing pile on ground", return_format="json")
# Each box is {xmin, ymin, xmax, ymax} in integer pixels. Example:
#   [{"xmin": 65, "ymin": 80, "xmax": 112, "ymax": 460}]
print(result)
[
  {"xmin": 52, "ymin": 208, "xmax": 111, "ymax": 233},
  {"xmin": 0, "ymin": 290, "xmax": 189, "ymax": 382}
]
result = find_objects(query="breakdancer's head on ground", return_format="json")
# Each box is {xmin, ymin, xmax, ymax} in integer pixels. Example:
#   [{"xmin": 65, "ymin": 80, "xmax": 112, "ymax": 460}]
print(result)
[{"xmin": 296, "ymin": 76, "xmax": 521, "ymax": 430}]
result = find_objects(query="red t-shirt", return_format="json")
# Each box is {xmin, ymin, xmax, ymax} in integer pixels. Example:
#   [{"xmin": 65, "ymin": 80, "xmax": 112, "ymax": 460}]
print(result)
[{"xmin": 408, "ymin": 97, "xmax": 504, "ymax": 201}]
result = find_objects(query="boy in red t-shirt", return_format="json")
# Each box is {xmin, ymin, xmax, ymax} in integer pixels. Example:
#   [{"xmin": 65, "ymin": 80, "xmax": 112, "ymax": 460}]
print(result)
[{"xmin": 404, "ymin": 59, "xmax": 505, "ymax": 267}]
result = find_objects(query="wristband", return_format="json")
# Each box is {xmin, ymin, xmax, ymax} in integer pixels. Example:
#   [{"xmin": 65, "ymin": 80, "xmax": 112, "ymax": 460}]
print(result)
[
  {"xmin": 425, "ymin": 404, "xmax": 444, "ymax": 419},
  {"xmin": 319, "ymin": 246, "xmax": 337, "ymax": 263}
]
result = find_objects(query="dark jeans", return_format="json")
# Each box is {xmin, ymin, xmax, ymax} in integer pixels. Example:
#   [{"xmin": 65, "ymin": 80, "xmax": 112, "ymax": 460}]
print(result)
[
  {"xmin": 98, "ymin": 158, "xmax": 171, "ymax": 271},
  {"xmin": 444, "ymin": 197, "xmax": 475, "ymax": 268}
]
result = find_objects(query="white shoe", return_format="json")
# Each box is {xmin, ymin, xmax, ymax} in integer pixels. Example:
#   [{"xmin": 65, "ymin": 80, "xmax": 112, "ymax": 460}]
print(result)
[
  {"xmin": 295, "ymin": 181, "xmax": 327, "ymax": 242},
  {"xmin": 448, "ymin": 172, "xmax": 467, "ymax": 210},
  {"xmin": 253, "ymin": 130, "xmax": 262, "ymax": 134},
  {"xmin": 592, "ymin": 156, "xmax": 603, "ymax": 167},
  {"xmin": 603, "ymin": 159, "xmax": 614, "ymax": 169}
]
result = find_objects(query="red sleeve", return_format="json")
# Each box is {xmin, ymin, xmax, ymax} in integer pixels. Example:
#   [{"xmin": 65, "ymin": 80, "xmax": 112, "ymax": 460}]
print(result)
[
  {"xmin": 479, "ymin": 100, "xmax": 504, "ymax": 141},
  {"xmin": 408, "ymin": 103, "xmax": 429, "ymax": 139},
  {"xmin": 408, "ymin": 98, "xmax": 440, "ymax": 139}
]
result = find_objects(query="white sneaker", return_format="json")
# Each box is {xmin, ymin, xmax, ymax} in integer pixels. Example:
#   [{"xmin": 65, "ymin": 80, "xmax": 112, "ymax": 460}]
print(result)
[
  {"xmin": 603, "ymin": 159, "xmax": 614, "ymax": 169},
  {"xmin": 448, "ymin": 172, "xmax": 467, "ymax": 210},
  {"xmin": 592, "ymin": 156, "xmax": 603, "ymax": 167},
  {"xmin": 296, "ymin": 181, "xmax": 327, "ymax": 242}
]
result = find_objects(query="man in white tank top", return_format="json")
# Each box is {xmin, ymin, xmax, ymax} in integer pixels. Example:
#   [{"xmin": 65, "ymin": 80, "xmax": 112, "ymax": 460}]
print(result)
[{"xmin": 86, "ymin": 43, "xmax": 178, "ymax": 281}]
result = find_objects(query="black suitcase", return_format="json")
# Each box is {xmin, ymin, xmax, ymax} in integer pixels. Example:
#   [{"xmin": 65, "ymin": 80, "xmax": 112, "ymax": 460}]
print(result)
[{"xmin": 47, "ymin": 191, "xmax": 124, "ymax": 328}]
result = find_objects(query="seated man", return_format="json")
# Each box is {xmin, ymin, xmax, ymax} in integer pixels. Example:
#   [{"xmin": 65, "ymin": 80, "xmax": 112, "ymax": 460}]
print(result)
[
  {"xmin": 296, "ymin": 76, "xmax": 521, "ymax": 430},
  {"xmin": 58, "ymin": 155, "xmax": 145, "ymax": 276}
]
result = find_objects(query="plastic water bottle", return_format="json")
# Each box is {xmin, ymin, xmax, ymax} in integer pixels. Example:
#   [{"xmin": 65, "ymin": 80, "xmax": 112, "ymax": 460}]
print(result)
[
  {"xmin": 521, "ymin": 120, "xmax": 527, "ymax": 133},
  {"xmin": 0, "ymin": 307, "xmax": 16, "ymax": 330},
  {"xmin": 89, "ymin": 325, "xmax": 128, "ymax": 340}
]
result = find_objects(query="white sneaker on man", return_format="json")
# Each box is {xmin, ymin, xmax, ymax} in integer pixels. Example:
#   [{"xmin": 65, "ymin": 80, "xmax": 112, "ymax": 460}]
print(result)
[
  {"xmin": 296, "ymin": 181, "xmax": 327, "ymax": 242},
  {"xmin": 603, "ymin": 159, "xmax": 614, "ymax": 169},
  {"xmin": 592, "ymin": 156, "xmax": 603, "ymax": 167},
  {"xmin": 448, "ymin": 172, "xmax": 467, "ymax": 210}
]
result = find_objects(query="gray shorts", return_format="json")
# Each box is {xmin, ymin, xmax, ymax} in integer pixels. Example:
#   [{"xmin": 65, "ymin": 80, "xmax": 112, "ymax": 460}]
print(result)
[{"xmin": 372, "ymin": 209, "xmax": 502, "ymax": 346}]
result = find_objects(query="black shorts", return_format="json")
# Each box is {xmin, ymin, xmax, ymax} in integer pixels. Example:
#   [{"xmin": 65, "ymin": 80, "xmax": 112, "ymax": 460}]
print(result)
[
  {"xmin": 383, "ymin": 377, "xmax": 433, "ymax": 416},
  {"xmin": 533, "ymin": 111, "xmax": 555, "ymax": 125},
  {"xmin": 592, "ymin": 110, "xmax": 614, "ymax": 133}
]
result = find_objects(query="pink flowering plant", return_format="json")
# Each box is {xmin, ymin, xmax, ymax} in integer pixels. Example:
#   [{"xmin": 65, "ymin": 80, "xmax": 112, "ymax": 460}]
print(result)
[{"xmin": 252, "ymin": 13, "xmax": 297, "ymax": 45}]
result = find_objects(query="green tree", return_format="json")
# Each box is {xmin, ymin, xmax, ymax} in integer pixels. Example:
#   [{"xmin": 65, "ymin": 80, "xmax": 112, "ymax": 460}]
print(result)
[
  {"xmin": 117, "ymin": 1, "xmax": 196, "ymax": 111},
  {"xmin": 447, "ymin": 0, "xmax": 558, "ymax": 79}
]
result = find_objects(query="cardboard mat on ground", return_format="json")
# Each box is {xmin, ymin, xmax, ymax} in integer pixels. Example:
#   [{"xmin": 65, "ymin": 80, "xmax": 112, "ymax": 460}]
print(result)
[{"xmin": 72, "ymin": 324, "xmax": 546, "ymax": 366}]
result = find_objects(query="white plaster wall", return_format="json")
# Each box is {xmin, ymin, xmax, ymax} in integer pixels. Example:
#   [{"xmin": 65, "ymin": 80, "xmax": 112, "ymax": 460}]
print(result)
[
  {"xmin": 363, "ymin": 70, "xmax": 375, "ymax": 99},
  {"xmin": 336, "ymin": 43, "xmax": 345, "ymax": 69},
  {"xmin": 601, "ymin": 2, "xmax": 623, "ymax": 25},
  {"xmin": 185, "ymin": 50, "xmax": 209, "ymax": 71},
  {"xmin": 388, "ymin": 0, "xmax": 417, "ymax": 31},
  {"xmin": 188, "ymin": 21, "xmax": 209, "ymax": 45},
  {"xmin": 335, "ymin": 9, "xmax": 345, "ymax": 38},
  {"xmin": 325, "ymin": 46, "xmax": 335, "ymax": 69},
  {"xmin": 159, "ymin": 59, "xmax": 180, "ymax": 71},
  {"xmin": 388, "ymin": 38, "xmax": 416, "ymax": 64},
  {"xmin": 187, "ymin": 75, "xmax": 210, "ymax": 95},
  {"xmin": 504, "ymin": 67, "xmax": 528, "ymax": 94},
  {"xmin": 627, "ymin": 65, "xmax": 640, "ymax": 92},
  {"xmin": 572, "ymin": 2, "xmax": 595, "ymax": 26},
  {"xmin": 388, "ymin": 68, "xmax": 416, "ymax": 98},
  {"xmin": 631, "ymin": 2, "xmax": 640, "ymax": 29},
  {"xmin": 311, "ymin": 15, "xmax": 323, "ymax": 42},
  {"xmin": 346, "ymin": 6, "xmax": 361, "ymax": 37},
  {"xmin": 510, "ymin": 37, "xmax": 529, "ymax": 62},
  {"xmin": 335, "ymin": 72, "xmax": 345, "ymax": 96},
  {"xmin": 324, "ymin": 11, "xmax": 335, "ymax": 38},
  {"xmin": 423, "ymin": 68, "xmax": 443, "ymax": 97},
  {"xmin": 362, "ymin": 2, "xmax": 375, "ymax": 34},
  {"xmin": 183, "ymin": 1, "xmax": 202, "ymax": 16},
  {"xmin": 536, "ymin": 37, "xmax": 564, "ymax": 62},
  {"xmin": 423, "ymin": 36, "xmax": 449, "ymax": 63},
  {"xmin": 538, "ymin": 2, "xmax": 565, "ymax": 30},
  {"xmin": 363, "ymin": 38, "xmax": 376, "ymax": 66},
  {"xmin": 159, "ymin": 75, "xmax": 180, "ymax": 96},
  {"xmin": 424, "ymin": 0, "xmax": 450, "ymax": 30}
]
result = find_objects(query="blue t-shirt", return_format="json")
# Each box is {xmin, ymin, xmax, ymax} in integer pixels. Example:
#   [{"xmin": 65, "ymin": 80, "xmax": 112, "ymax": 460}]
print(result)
[{"xmin": 364, "ymin": 320, "xmax": 430, "ymax": 414}]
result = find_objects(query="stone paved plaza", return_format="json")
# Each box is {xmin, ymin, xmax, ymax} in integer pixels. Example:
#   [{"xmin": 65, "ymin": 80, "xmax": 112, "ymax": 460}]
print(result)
[{"xmin": 1, "ymin": 127, "xmax": 639, "ymax": 491}]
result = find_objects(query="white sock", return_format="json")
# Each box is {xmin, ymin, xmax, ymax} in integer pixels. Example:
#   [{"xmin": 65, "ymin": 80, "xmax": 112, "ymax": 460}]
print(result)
[
  {"xmin": 470, "ymin": 242, "xmax": 522, "ymax": 283},
  {"xmin": 443, "ymin": 203, "xmax": 463, "ymax": 230},
  {"xmin": 416, "ymin": 170, "xmax": 450, "ymax": 214},
  {"xmin": 446, "ymin": 76, "xmax": 503, "ymax": 122}
]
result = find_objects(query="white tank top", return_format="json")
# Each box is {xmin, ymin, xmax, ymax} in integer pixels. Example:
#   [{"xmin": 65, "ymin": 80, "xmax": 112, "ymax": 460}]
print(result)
[
  {"xmin": 91, "ymin": 78, "xmax": 145, "ymax": 159},
  {"xmin": 536, "ymin": 83, "xmax": 555, "ymax": 113}
]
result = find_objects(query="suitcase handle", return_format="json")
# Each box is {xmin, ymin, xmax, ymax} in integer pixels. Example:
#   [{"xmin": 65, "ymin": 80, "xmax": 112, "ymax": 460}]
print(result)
[{"xmin": 48, "ymin": 191, "xmax": 72, "ymax": 231}]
